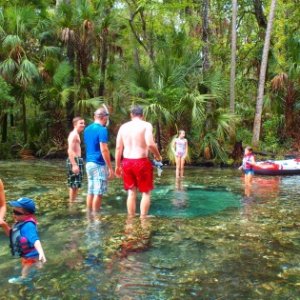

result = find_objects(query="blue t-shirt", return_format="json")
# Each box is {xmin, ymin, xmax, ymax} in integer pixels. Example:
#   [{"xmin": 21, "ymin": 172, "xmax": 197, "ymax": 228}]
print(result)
[
  {"xmin": 20, "ymin": 222, "xmax": 39, "ymax": 258},
  {"xmin": 84, "ymin": 122, "xmax": 109, "ymax": 165}
]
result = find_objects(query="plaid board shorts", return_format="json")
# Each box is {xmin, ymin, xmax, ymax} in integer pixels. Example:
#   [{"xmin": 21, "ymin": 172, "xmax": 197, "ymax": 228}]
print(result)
[
  {"xmin": 66, "ymin": 157, "xmax": 84, "ymax": 189},
  {"xmin": 86, "ymin": 162, "xmax": 108, "ymax": 195}
]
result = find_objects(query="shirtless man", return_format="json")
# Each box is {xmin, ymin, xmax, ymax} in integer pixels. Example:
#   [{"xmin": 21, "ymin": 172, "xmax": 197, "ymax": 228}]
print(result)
[
  {"xmin": 67, "ymin": 117, "xmax": 85, "ymax": 201},
  {"xmin": 0, "ymin": 179, "xmax": 6, "ymax": 221},
  {"xmin": 115, "ymin": 105, "xmax": 162, "ymax": 218}
]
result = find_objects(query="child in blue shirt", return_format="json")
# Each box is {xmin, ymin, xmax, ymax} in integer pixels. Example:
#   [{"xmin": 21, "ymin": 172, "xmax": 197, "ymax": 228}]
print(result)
[{"xmin": 0, "ymin": 197, "xmax": 46, "ymax": 284}]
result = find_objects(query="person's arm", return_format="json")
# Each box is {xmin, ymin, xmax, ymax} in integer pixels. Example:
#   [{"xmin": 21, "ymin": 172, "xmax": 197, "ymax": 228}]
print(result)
[
  {"xmin": 34, "ymin": 240, "xmax": 47, "ymax": 263},
  {"xmin": 0, "ymin": 179, "xmax": 6, "ymax": 221},
  {"xmin": 0, "ymin": 220, "xmax": 11, "ymax": 236},
  {"xmin": 67, "ymin": 132, "xmax": 80, "ymax": 175},
  {"xmin": 145, "ymin": 123, "xmax": 162, "ymax": 161},
  {"xmin": 115, "ymin": 128, "xmax": 124, "ymax": 178},
  {"xmin": 183, "ymin": 139, "xmax": 188, "ymax": 158},
  {"xmin": 100, "ymin": 143, "xmax": 114, "ymax": 179}
]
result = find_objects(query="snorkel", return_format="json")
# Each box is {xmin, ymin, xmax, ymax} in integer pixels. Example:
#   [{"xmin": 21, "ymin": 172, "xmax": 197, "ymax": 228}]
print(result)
[{"xmin": 102, "ymin": 103, "xmax": 110, "ymax": 127}]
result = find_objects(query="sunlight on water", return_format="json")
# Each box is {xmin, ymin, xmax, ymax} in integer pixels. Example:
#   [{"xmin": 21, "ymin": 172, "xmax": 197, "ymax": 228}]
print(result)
[{"xmin": 0, "ymin": 160, "xmax": 300, "ymax": 299}]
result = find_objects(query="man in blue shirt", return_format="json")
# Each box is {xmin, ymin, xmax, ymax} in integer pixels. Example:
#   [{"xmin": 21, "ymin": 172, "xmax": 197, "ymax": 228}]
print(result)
[{"xmin": 84, "ymin": 107, "xmax": 114, "ymax": 213}]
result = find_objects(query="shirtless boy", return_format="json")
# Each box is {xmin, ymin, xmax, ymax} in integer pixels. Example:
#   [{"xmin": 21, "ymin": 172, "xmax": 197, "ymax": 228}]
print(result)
[
  {"xmin": 67, "ymin": 117, "xmax": 85, "ymax": 201},
  {"xmin": 115, "ymin": 105, "xmax": 162, "ymax": 218}
]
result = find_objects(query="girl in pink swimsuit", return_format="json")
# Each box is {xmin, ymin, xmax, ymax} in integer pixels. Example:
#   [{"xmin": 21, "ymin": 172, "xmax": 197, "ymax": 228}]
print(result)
[{"xmin": 173, "ymin": 130, "xmax": 188, "ymax": 178}]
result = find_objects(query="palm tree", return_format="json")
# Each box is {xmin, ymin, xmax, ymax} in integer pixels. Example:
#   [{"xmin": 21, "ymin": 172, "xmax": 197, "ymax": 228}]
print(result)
[
  {"xmin": 230, "ymin": 0, "xmax": 238, "ymax": 114},
  {"xmin": 252, "ymin": 0, "xmax": 277, "ymax": 147},
  {"xmin": 0, "ymin": 77, "xmax": 14, "ymax": 143},
  {"xmin": 0, "ymin": 6, "xmax": 41, "ymax": 143}
]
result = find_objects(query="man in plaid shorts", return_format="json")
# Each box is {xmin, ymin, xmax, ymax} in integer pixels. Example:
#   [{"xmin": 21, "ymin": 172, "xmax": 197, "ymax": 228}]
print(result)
[{"xmin": 67, "ymin": 117, "xmax": 85, "ymax": 201}]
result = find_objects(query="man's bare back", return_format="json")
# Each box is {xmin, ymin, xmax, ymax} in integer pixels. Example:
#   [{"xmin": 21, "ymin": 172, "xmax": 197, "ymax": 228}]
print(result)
[{"xmin": 118, "ymin": 119, "xmax": 153, "ymax": 159}]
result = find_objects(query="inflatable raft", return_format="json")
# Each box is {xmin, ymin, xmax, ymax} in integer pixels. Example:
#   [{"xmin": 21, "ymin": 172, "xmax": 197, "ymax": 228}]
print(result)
[{"xmin": 253, "ymin": 159, "xmax": 300, "ymax": 175}]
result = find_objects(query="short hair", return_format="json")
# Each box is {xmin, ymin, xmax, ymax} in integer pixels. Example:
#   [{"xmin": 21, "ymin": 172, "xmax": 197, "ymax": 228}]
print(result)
[
  {"xmin": 73, "ymin": 117, "xmax": 83, "ymax": 126},
  {"xmin": 130, "ymin": 105, "xmax": 143, "ymax": 116},
  {"xmin": 245, "ymin": 146, "xmax": 253, "ymax": 152},
  {"xmin": 94, "ymin": 107, "xmax": 109, "ymax": 118}
]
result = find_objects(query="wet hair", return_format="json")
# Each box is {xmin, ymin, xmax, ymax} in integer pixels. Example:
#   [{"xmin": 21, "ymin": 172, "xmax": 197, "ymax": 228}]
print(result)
[
  {"xmin": 130, "ymin": 105, "xmax": 143, "ymax": 116},
  {"xmin": 72, "ymin": 117, "xmax": 83, "ymax": 126}
]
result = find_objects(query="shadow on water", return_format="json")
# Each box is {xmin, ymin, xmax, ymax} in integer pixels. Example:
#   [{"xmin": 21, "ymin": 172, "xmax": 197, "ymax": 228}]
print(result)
[{"xmin": 0, "ymin": 161, "xmax": 300, "ymax": 299}]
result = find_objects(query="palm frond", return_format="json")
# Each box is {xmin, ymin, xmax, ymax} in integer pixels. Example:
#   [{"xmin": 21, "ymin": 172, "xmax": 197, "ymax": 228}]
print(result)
[
  {"xmin": 41, "ymin": 46, "xmax": 61, "ymax": 58},
  {"xmin": 0, "ymin": 58, "xmax": 18, "ymax": 77},
  {"xmin": 76, "ymin": 97, "xmax": 105, "ymax": 111},
  {"xmin": 16, "ymin": 59, "xmax": 39, "ymax": 85},
  {"xmin": 53, "ymin": 61, "xmax": 72, "ymax": 88},
  {"xmin": 2, "ymin": 35, "xmax": 22, "ymax": 50}
]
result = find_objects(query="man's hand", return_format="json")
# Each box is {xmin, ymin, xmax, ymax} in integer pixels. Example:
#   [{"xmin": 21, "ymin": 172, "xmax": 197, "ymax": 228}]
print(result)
[
  {"xmin": 115, "ymin": 166, "xmax": 123, "ymax": 178},
  {"xmin": 72, "ymin": 165, "xmax": 80, "ymax": 175},
  {"xmin": 108, "ymin": 167, "xmax": 115, "ymax": 180},
  {"xmin": 155, "ymin": 155, "xmax": 162, "ymax": 162}
]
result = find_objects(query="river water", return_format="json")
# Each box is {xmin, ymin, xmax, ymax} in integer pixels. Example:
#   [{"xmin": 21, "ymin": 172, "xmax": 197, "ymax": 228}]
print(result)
[{"xmin": 0, "ymin": 160, "xmax": 300, "ymax": 299}]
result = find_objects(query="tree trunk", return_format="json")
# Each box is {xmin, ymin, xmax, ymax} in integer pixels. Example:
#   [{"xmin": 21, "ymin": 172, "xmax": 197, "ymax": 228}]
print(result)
[
  {"xmin": 1, "ymin": 113, "xmax": 8, "ymax": 143},
  {"xmin": 229, "ymin": 0, "xmax": 237, "ymax": 114},
  {"xmin": 156, "ymin": 121, "xmax": 162, "ymax": 152},
  {"xmin": 202, "ymin": 0, "xmax": 210, "ymax": 73},
  {"xmin": 252, "ymin": 0, "xmax": 277, "ymax": 147},
  {"xmin": 284, "ymin": 82, "xmax": 296, "ymax": 138},
  {"xmin": 66, "ymin": 41, "xmax": 75, "ymax": 130},
  {"xmin": 202, "ymin": 0, "xmax": 213, "ymax": 132},
  {"xmin": 21, "ymin": 95, "xmax": 27, "ymax": 143},
  {"xmin": 98, "ymin": 28, "xmax": 109, "ymax": 97},
  {"xmin": 253, "ymin": 0, "xmax": 267, "ymax": 30}
]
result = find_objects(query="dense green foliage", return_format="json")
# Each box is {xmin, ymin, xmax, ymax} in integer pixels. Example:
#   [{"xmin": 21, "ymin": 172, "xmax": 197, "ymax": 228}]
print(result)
[{"xmin": 0, "ymin": 0, "xmax": 299, "ymax": 162}]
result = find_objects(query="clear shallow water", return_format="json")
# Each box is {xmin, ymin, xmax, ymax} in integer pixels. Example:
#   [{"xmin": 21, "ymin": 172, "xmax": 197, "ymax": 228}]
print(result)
[{"xmin": 0, "ymin": 160, "xmax": 300, "ymax": 299}]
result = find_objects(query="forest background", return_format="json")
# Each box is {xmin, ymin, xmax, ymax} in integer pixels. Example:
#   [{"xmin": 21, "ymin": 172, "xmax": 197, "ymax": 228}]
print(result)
[{"xmin": 0, "ymin": 0, "xmax": 299, "ymax": 164}]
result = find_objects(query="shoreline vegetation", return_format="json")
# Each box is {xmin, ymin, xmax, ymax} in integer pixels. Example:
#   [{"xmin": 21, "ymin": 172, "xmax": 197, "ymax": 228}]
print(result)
[
  {"xmin": 0, "ymin": 1, "xmax": 299, "ymax": 166},
  {"xmin": 2, "ymin": 149, "xmax": 300, "ymax": 169}
]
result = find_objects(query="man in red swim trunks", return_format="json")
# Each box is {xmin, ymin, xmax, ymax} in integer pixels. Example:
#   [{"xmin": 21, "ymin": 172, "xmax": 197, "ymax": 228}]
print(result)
[{"xmin": 115, "ymin": 105, "xmax": 162, "ymax": 218}]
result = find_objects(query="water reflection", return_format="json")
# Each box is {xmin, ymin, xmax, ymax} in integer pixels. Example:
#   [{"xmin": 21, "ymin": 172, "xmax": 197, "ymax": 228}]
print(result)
[
  {"xmin": 241, "ymin": 176, "xmax": 281, "ymax": 219},
  {"xmin": 172, "ymin": 178, "xmax": 188, "ymax": 209},
  {"xmin": 242, "ymin": 176, "xmax": 281, "ymax": 202},
  {"xmin": 110, "ymin": 216, "xmax": 152, "ymax": 298}
]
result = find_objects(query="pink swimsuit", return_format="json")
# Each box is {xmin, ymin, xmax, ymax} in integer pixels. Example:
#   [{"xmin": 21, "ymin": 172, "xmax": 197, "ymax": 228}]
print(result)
[{"xmin": 175, "ymin": 138, "xmax": 187, "ymax": 157}]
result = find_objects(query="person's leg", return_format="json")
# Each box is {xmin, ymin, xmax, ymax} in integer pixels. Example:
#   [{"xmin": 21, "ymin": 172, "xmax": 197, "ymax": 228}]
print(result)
[
  {"xmin": 140, "ymin": 191, "xmax": 151, "ymax": 218},
  {"xmin": 127, "ymin": 188, "xmax": 137, "ymax": 217},
  {"xmin": 69, "ymin": 187, "xmax": 78, "ymax": 201},
  {"xmin": 92, "ymin": 195, "xmax": 102, "ymax": 212},
  {"xmin": 21, "ymin": 263, "xmax": 32, "ymax": 278},
  {"xmin": 245, "ymin": 173, "xmax": 251, "ymax": 186},
  {"xmin": 175, "ymin": 156, "xmax": 181, "ymax": 178},
  {"xmin": 86, "ymin": 194, "xmax": 93, "ymax": 210},
  {"xmin": 180, "ymin": 157, "xmax": 185, "ymax": 177}
]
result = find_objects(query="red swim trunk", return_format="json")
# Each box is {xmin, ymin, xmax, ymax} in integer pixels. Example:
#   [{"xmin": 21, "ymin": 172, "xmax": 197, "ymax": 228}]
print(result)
[
  {"xmin": 21, "ymin": 257, "xmax": 39, "ymax": 266},
  {"xmin": 122, "ymin": 158, "xmax": 153, "ymax": 193}
]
